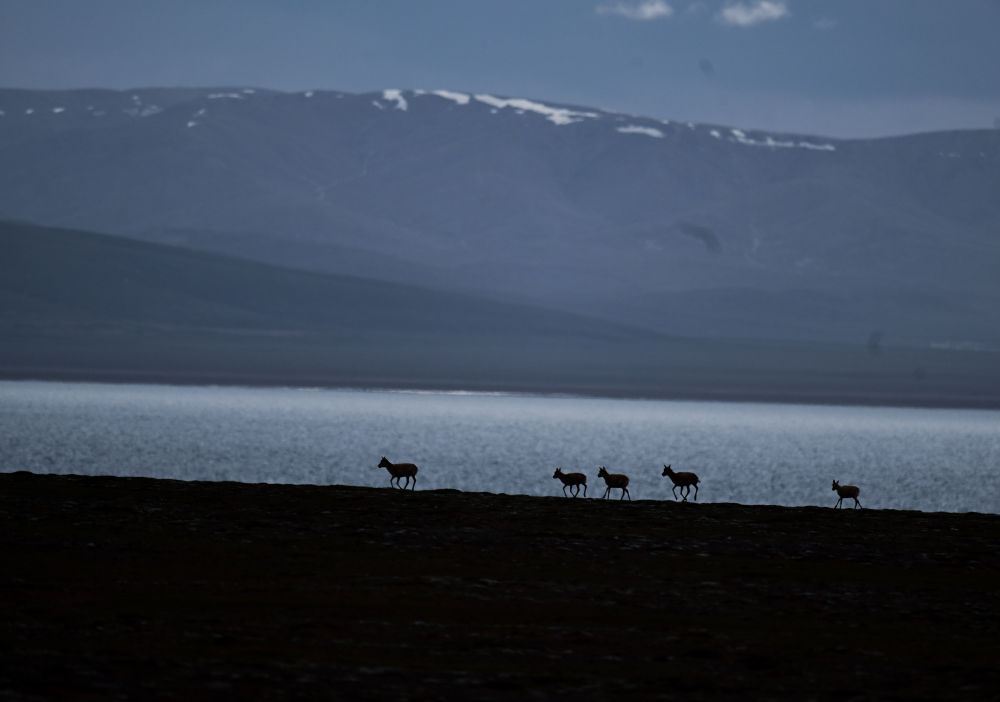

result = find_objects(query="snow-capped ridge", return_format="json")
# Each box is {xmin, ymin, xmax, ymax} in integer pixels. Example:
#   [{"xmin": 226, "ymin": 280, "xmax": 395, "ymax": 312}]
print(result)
[
  {"xmin": 472, "ymin": 94, "xmax": 600, "ymax": 125},
  {"xmin": 424, "ymin": 90, "xmax": 471, "ymax": 105},
  {"xmin": 0, "ymin": 85, "xmax": 884, "ymax": 154},
  {"xmin": 617, "ymin": 125, "xmax": 665, "ymax": 138},
  {"xmin": 382, "ymin": 89, "xmax": 408, "ymax": 111},
  {"xmin": 381, "ymin": 89, "xmax": 600, "ymax": 126},
  {"xmin": 730, "ymin": 127, "xmax": 835, "ymax": 152},
  {"xmin": 47, "ymin": 84, "xmax": 840, "ymax": 146}
]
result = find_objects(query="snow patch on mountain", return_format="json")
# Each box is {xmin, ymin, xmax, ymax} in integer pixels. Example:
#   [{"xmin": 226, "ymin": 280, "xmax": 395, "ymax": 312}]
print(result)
[
  {"xmin": 731, "ymin": 128, "xmax": 835, "ymax": 152},
  {"xmin": 208, "ymin": 92, "xmax": 244, "ymax": 100},
  {"xmin": 118, "ymin": 94, "xmax": 165, "ymax": 118},
  {"xmin": 473, "ymin": 94, "xmax": 599, "ymax": 125},
  {"xmin": 125, "ymin": 105, "xmax": 163, "ymax": 118},
  {"xmin": 617, "ymin": 125, "xmax": 664, "ymax": 138},
  {"xmin": 797, "ymin": 141, "xmax": 836, "ymax": 151},
  {"xmin": 426, "ymin": 90, "xmax": 471, "ymax": 105},
  {"xmin": 383, "ymin": 89, "xmax": 408, "ymax": 111}
]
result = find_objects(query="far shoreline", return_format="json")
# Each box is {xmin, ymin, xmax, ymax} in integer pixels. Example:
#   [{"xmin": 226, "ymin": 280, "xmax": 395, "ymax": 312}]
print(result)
[{"xmin": 4, "ymin": 367, "xmax": 1000, "ymax": 411}]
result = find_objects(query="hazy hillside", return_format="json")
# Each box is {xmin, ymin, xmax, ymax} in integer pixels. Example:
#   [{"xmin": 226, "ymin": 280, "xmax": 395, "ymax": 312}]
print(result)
[
  {"xmin": 0, "ymin": 218, "xmax": 647, "ymax": 392},
  {"xmin": 0, "ymin": 219, "xmax": 653, "ymax": 339},
  {"xmin": 1, "ymin": 87, "xmax": 998, "ymax": 349},
  {"xmin": 3, "ymin": 220, "xmax": 999, "ymax": 406}
]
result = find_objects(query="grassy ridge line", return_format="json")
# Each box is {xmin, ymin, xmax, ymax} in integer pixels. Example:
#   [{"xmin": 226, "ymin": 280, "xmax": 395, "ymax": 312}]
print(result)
[{"xmin": 2, "ymin": 472, "xmax": 999, "ymax": 700}]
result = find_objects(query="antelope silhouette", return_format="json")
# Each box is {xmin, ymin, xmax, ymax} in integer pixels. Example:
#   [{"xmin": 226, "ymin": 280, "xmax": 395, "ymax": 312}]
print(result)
[
  {"xmin": 377, "ymin": 456, "xmax": 419, "ymax": 490},
  {"xmin": 832, "ymin": 480, "xmax": 861, "ymax": 509}
]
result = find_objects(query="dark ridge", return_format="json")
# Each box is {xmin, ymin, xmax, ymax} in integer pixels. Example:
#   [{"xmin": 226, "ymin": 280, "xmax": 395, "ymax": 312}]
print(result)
[{"xmin": 3, "ymin": 472, "xmax": 998, "ymax": 700}]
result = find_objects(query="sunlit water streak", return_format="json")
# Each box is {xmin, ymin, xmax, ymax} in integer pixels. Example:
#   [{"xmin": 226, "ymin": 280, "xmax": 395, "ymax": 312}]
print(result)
[{"xmin": 2, "ymin": 381, "xmax": 997, "ymax": 513}]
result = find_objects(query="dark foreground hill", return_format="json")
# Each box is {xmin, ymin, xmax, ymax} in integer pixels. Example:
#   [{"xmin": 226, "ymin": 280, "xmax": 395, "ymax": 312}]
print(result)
[
  {"xmin": 2, "ymin": 472, "xmax": 998, "ymax": 700},
  {"xmin": 4, "ymin": 219, "xmax": 1000, "ymax": 406}
]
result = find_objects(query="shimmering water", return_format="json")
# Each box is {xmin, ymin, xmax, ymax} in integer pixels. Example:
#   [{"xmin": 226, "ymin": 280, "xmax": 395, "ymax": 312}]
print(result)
[{"xmin": 2, "ymin": 380, "xmax": 998, "ymax": 513}]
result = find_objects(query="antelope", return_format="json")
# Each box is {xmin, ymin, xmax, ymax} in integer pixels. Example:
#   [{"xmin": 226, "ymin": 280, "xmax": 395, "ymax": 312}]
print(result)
[
  {"xmin": 553, "ymin": 468, "xmax": 587, "ymax": 497},
  {"xmin": 832, "ymin": 480, "xmax": 862, "ymax": 509},
  {"xmin": 662, "ymin": 464, "xmax": 700, "ymax": 502},
  {"xmin": 377, "ymin": 456, "xmax": 419, "ymax": 490},
  {"xmin": 597, "ymin": 466, "xmax": 631, "ymax": 501}
]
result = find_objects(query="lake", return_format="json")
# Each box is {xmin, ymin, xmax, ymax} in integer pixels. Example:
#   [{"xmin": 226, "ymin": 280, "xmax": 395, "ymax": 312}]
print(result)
[{"xmin": 1, "ymin": 380, "xmax": 997, "ymax": 513}]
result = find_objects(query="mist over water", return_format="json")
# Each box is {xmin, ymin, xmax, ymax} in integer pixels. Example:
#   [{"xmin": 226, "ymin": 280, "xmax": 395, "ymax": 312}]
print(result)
[{"xmin": 2, "ymin": 381, "xmax": 997, "ymax": 513}]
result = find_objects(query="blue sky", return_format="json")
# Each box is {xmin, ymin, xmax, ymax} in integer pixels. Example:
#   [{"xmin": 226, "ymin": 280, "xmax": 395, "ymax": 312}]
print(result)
[{"xmin": 1, "ymin": 0, "xmax": 998, "ymax": 137}]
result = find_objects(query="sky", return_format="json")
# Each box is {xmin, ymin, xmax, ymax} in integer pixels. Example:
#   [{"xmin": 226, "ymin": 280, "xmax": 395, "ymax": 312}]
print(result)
[{"xmin": 1, "ymin": 0, "xmax": 999, "ymax": 138}]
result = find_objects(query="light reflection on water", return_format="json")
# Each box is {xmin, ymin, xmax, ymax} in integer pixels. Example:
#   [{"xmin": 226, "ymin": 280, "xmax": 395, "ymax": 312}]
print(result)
[{"xmin": 1, "ymin": 381, "xmax": 997, "ymax": 513}]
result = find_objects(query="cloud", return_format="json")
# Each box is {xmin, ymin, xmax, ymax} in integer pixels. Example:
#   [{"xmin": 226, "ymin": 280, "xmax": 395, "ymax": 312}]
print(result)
[
  {"xmin": 716, "ymin": 1, "xmax": 789, "ymax": 27},
  {"xmin": 596, "ymin": 1, "xmax": 674, "ymax": 21},
  {"xmin": 813, "ymin": 17, "xmax": 839, "ymax": 31}
]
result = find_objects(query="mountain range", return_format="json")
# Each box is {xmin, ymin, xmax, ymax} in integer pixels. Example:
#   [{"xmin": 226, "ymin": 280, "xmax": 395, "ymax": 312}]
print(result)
[{"xmin": 1, "ymin": 86, "xmax": 998, "ymax": 403}]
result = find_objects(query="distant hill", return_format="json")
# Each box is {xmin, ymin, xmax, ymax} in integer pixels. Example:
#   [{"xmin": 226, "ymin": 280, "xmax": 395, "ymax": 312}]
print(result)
[
  {"xmin": 0, "ymin": 218, "xmax": 667, "ymax": 393},
  {"xmin": 1, "ymin": 87, "xmax": 998, "ymax": 348},
  {"xmin": 3, "ymin": 219, "xmax": 999, "ymax": 406},
  {"xmin": 0, "ymin": 218, "xmax": 650, "ymax": 338}
]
